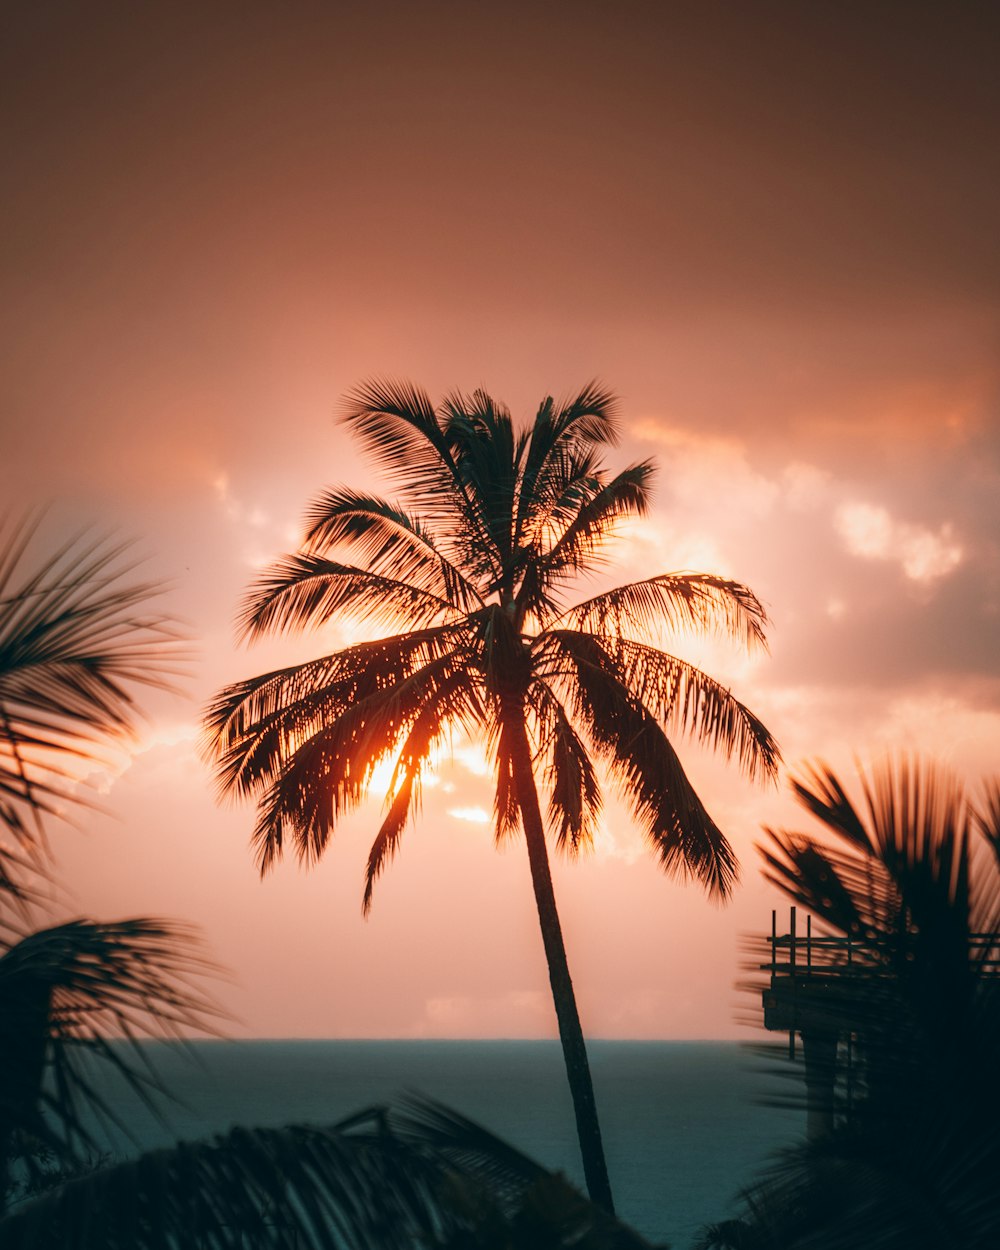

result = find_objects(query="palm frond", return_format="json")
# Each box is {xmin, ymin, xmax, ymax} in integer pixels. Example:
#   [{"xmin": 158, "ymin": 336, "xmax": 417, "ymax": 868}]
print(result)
[
  {"xmin": 302, "ymin": 487, "xmax": 483, "ymax": 613},
  {"xmin": 551, "ymin": 382, "xmax": 620, "ymax": 445},
  {"xmin": 757, "ymin": 832, "xmax": 882, "ymax": 944},
  {"xmin": 521, "ymin": 385, "xmax": 620, "ymax": 491},
  {"xmin": 237, "ymin": 554, "xmax": 458, "ymax": 641},
  {"xmin": 531, "ymin": 461, "xmax": 656, "ymax": 590},
  {"xmin": 976, "ymin": 777, "xmax": 1000, "ymax": 870},
  {"xmin": 568, "ymin": 637, "xmax": 780, "ymax": 784},
  {"xmin": 342, "ymin": 379, "xmax": 498, "ymax": 577},
  {"xmin": 362, "ymin": 668, "xmax": 483, "ymax": 914},
  {"xmin": 207, "ymin": 632, "xmax": 471, "ymax": 796},
  {"xmin": 0, "ymin": 1119, "xmax": 452, "ymax": 1249},
  {"xmin": 442, "ymin": 391, "xmax": 519, "ymax": 545},
  {"xmin": 392, "ymin": 1094, "xmax": 551, "ymax": 1218},
  {"xmin": 521, "ymin": 443, "xmax": 604, "ymax": 549},
  {"xmin": 529, "ymin": 680, "xmax": 603, "ymax": 853},
  {"xmin": 389, "ymin": 1095, "xmax": 657, "ymax": 1248},
  {"xmin": 550, "ymin": 630, "xmax": 738, "ymax": 898},
  {"xmin": 862, "ymin": 757, "xmax": 972, "ymax": 919},
  {"xmin": 0, "ymin": 519, "xmax": 187, "ymax": 850},
  {"xmin": 787, "ymin": 762, "xmax": 874, "ymax": 851},
  {"xmin": 781, "ymin": 758, "xmax": 980, "ymax": 938},
  {"xmin": 559, "ymin": 572, "xmax": 770, "ymax": 651},
  {"xmin": 204, "ymin": 628, "xmax": 466, "ymax": 767},
  {"xmin": 361, "ymin": 772, "xmax": 417, "ymax": 917},
  {"xmin": 241, "ymin": 652, "xmax": 483, "ymax": 877},
  {"xmin": 492, "ymin": 712, "xmax": 521, "ymax": 845},
  {"xmin": 0, "ymin": 919, "xmax": 220, "ymax": 1170},
  {"xmin": 513, "ymin": 384, "xmax": 619, "ymax": 579},
  {"xmin": 244, "ymin": 696, "xmax": 416, "ymax": 874},
  {"xmin": 0, "ymin": 840, "xmax": 46, "ymax": 933},
  {"xmin": 0, "ymin": 1098, "xmax": 661, "ymax": 1249},
  {"xmin": 341, "ymin": 377, "xmax": 451, "ymax": 495}
]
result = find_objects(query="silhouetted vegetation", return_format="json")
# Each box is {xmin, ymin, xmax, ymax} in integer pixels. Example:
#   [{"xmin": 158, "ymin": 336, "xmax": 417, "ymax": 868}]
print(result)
[
  {"xmin": 0, "ymin": 1098, "xmax": 664, "ymax": 1249},
  {"xmin": 205, "ymin": 380, "xmax": 779, "ymax": 1210},
  {"xmin": 13, "ymin": 512, "xmax": 990, "ymax": 1247},
  {"xmin": 0, "ymin": 519, "xmax": 218, "ymax": 1207},
  {"xmin": 702, "ymin": 757, "xmax": 1000, "ymax": 1250}
]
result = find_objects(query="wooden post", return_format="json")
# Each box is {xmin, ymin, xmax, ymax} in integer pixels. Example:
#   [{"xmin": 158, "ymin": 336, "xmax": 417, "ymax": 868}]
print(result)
[
  {"xmin": 802, "ymin": 1029, "xmax": 838, "ymax": 1139},
  {"xmin": 789, "ymin": 906, "xmax": 797, "ymax": 1060}
]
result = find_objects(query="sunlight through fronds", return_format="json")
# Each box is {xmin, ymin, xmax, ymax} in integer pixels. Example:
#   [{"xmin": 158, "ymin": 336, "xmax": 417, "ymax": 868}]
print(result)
[
  {"xmin": 205, "ymin": 380, "xmax": 778, "ymax": 1212},
  {"xmin": 208, "ymin": 382, "xmax": 775, "ymax": 909}
]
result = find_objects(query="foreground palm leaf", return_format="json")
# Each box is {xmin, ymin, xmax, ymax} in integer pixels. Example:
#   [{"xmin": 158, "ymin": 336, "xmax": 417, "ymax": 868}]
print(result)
[
  {"xmin": 0, "ymin": 1098, "xmax": 661, "ymax": 1249},
  {"xmin": 0, "ymin": 919, "xmax": 220, "ymax": 1202},
  {"xmin": 0, "ymin": 516, "xmax": 185, "ymax": 855},
  {"xmin": 206, "ymin": 380, "xmax": 780, "ymax": 1211},
  {"xmin": 0, "ymin": 518, "xmax": 216, "ymax": 1210}
]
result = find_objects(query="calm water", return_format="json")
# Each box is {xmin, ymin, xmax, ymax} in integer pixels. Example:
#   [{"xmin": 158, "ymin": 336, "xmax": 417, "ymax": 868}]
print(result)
[{"xmin": 85, "ymin": 1039, "xmax": 802, "ymax": 1248}]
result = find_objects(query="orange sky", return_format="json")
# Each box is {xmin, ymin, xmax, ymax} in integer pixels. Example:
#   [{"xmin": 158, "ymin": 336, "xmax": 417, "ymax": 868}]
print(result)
[{"xmin": 2, "ymin": 1, "xmax": 999, "ymax": 1038}]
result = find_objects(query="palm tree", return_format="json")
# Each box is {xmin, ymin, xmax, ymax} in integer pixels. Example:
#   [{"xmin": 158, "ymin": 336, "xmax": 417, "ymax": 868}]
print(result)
[
  {"xmin": 205, "ymin": 380, "xmax": 780, "ymax": 1211},
  {"xmin": 713, "ymin": 757, "xmax": 1000, "ymax": 1249},
  {"xmin": 0, "ymin": 517, "xmax": 217, "ymax": 1206}
]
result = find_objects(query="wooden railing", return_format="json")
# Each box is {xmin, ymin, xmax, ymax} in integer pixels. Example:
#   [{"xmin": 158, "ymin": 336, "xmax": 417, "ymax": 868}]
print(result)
[
  {"xmin": 761, "ymin": 906, "xmax": 1000, "ymax": 1058},
  {"xmin": 765, "ymin": 906, "xmax": 1000, "ymax": 978}
]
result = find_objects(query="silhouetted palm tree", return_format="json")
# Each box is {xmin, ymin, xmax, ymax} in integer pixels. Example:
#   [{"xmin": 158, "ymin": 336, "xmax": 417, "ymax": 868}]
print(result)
[
  {"xmin": 205, "ymin": 380, "xmax": 780, "ymax": 1210},
  {"xmin": 712, "ymin": 757, "xmax": 1000, "ymax": 1249},
  {"xmin": 0, "ymin": 519, "xmax": 216, "ymax": 1207}
]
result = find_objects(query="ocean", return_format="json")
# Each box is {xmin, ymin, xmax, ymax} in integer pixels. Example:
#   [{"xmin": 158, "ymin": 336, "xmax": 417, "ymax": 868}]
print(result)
[{"xmin": 85, "ymin": 1039, "xmax": 803, "ymax": 1248}]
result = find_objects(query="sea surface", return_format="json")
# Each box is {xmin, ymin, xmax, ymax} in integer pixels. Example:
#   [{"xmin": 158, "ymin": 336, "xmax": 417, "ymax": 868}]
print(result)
[{"xmin": 84, "ymin": 1039, "xmax": 802, "ymax": 1248}]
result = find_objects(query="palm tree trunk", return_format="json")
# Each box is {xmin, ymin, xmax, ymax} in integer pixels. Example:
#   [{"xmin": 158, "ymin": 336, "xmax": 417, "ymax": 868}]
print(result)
[{"xmin": 507, "ymin": 713, "xmax": 615, "ymax": 1214}]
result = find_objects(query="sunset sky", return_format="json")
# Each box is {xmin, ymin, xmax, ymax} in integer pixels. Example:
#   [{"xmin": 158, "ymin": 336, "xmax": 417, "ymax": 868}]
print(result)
[{"xmin": 2, "ymin": 1, "xmax": 998, "ymax": 1039}]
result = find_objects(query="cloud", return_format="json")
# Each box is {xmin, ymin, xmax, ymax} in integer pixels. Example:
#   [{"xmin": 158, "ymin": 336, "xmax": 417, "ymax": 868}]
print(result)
[
  {"xmin": 870, "ymin": 692, "xmax": 1000, "ymax": 779},
  {"xmin": 835, "ymin": 501, "xmax": 964, "ymax": 583},
  {"xmin": 783, "ymin": 462, "xmax": 833, "ymax": 511},
  {"xmin": 447, "ymin": 806, "xmax": 491, "ymax": 825},
  {"xmin": 591, "ymin": 811, "xmax": 646, "ymax": 867},
  {"xmin": 409, "ymin": 991, "xmax": 551, "ymax": 1038}
]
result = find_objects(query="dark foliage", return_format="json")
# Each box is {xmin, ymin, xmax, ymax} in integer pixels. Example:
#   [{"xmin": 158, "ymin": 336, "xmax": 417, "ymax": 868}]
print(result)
[
  {"xmin": 204, "ymin": 380, "xmax": 778, "ymax": 1209},
  {"xmin": 709, "ymin": 757, "xmax": 1000, "ymax": 1250}
]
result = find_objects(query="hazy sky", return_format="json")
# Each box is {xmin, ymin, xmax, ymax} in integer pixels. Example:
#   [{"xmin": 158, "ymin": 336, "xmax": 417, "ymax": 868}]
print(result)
[{"xmin": 2, "ymin": 1, "xmax": 998, "ymax": 1038}]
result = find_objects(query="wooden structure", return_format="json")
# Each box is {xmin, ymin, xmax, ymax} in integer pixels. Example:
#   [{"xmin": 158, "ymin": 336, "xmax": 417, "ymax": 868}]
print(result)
[
  {"xmin": 760, "ymin": 907, "xmax": 867, "ymax": 1137},
  {"xmin": 761, "ymin": 906, "xmax": 1000, "ymax": 1137}
]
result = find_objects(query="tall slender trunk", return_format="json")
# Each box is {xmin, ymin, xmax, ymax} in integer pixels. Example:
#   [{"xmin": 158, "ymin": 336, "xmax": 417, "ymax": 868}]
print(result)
[{"xmin": 507, "ymin": 712, "xmax": 615, "ymax": 1214}]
